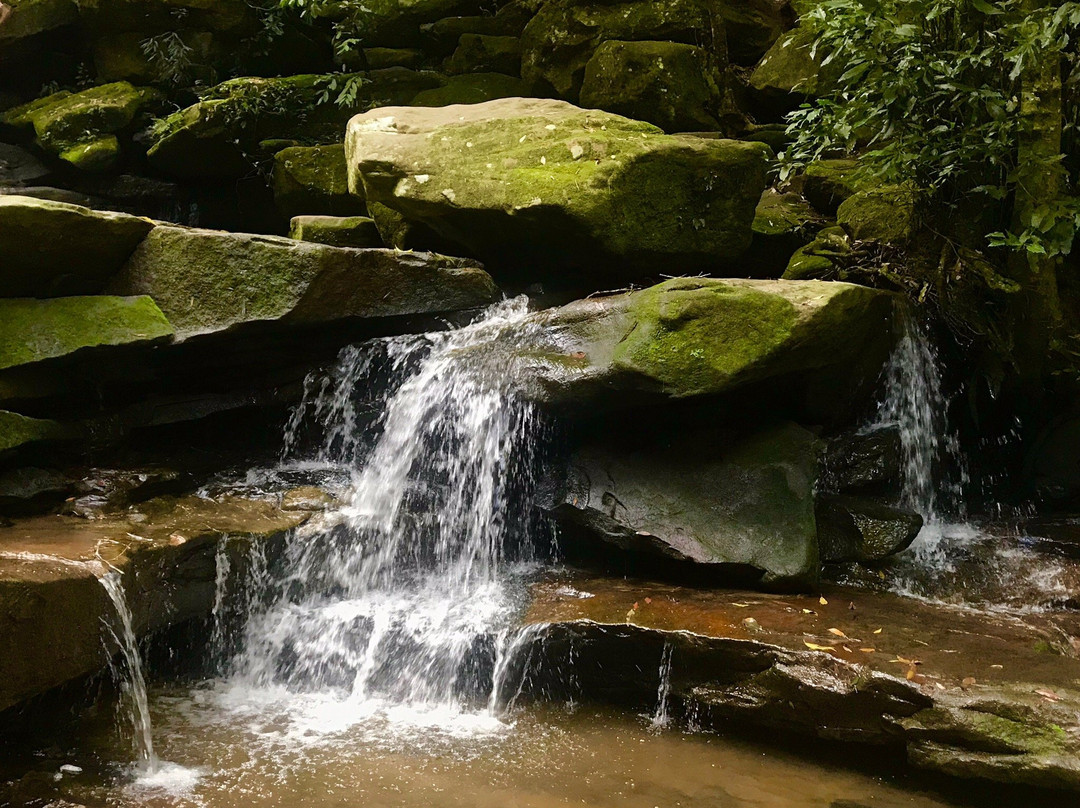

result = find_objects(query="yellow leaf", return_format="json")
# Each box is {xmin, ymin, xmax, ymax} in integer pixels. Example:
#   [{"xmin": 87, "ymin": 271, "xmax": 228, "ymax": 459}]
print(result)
[
  {"xmin": 906, "ymin": 668, "xmax": 916, "ymax": 680},
  {"xmin": 828, "ymin": 628, "xmax": 848, "ymax": 638},
  {"xmin": 859, "ymin": 648, "xmax": 875, "ymax": 653},
  {"xmin": 819, "ymin": 596, "xmax": 828, "ymax": 606},
  {"xmin": 801, "ymin": 608, "xmax": 816, "ymax": 614},
  {"xmin": 873, "ymin": 628, "xmax": 883, "ymax": 635},
  {"xmin": 732, "ymin": 603, "xmax": 750, "ymax": 608},
  {"xmin": 804, "ymin": 641, "xmax": 835, "ymax": 652},
  {"xmin": 962, "ymin": 677, "xmax": 977, "ymax": 689}
]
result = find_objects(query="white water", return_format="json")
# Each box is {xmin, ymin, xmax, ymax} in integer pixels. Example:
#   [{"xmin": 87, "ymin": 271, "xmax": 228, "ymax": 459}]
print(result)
[
  {"xmin": 649, "ymin": 642, "xmax": 675, "ymax": 731},
  {"xmin": 99, "ymin": 572, "xmax": 158, "ymax": 773},
  {"xmin": 218, "ymin": 298, "xmax": 547, "ymax": 739}
]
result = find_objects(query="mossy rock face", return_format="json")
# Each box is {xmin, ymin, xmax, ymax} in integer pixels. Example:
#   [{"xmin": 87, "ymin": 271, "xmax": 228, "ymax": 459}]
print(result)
[
  {"xmin": 445, "ymin": 34, "xmax": 521, "ymax": 75},
  {"xmin": 145, "ymin": 69, "xmax": 443, "ymax": 179},
  {"xmin": 108, "ymin": 225, "xmax": 500, "ymax": 338},
  {"xmin": 0, "ymin": 0, "xmax": 79, "ymax": 47},
  {"xmin": 801, "ymin": 158, "xmax": 865, "ymax": 215},
  {"xmin": 334, "ymin": 0, "xmax": 486, "ymax": 48},
  {"xmin": 837, "ymin": 185, "xmax": 922, "ymax": 245},
  {"xmin": 519, "ymin": 276, "xmax": 896, "ymax": 412},
  {"xmin": 363, "ymin": 47, "xmax": 425, "ymax": 69},
  {"xmin": 0, "ymin": 410, "xmax": 74, "ymax": 453},
  {"xmin": 1, "ymin": 82, "xmax": 161, "ymax": 172},
  {"xmin": 520, "ymin": 0, "xmax": 728, "ymax": 101},
  {"xmin": 751, "ymin": 26, "xmax": 837, "ymax": 101},
  {"xmin": 272, "ymin": 144, "xmax": 368, "ymax": 219},
  {"xmin": 421, "ymin": 3, "xmax": 534, "ymax": 55},
  {"xmin": 0, "ymin": 195, "xmax": 153, "ymax": 297},
  {"xmin": 409, "ymin": 72, "xmax": 530, "ymax": 106},
  {"xmin": 554, "ymin": 421, "xmax": 822, "ymax": 590},
  {"xmin": 580, "ymin": 40, "xmax": 740, "ymax": 134},
  {"xmin": 0, "ymin": 295, "xmax": 174, "ymax": 372},
  {"xmin": 782, "ymin": 226, "xmax": 851, "ymax": 281},
  {"xmin": 345, "ymin": 98, "xmax": 770, "ymax": 283},
  {"xmin": 290, "ymin": 215, "xmax": 383, "ymax": 248}
]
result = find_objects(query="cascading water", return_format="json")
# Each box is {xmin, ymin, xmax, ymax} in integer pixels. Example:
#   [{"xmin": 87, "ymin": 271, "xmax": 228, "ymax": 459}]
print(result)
[
  {"xmin": 649, "ymin": 642, "xmax": 675, "ymax": 731},
  {"xmin": 222, "ymin": 298, "xmax": 548, "ymax": 736},
  {"xmin": 99, "ymin": 571, "xmax": 158, "ymax": 773}
]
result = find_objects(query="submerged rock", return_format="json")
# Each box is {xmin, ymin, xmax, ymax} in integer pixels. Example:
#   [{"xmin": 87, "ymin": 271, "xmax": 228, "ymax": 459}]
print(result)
[
  {"xmin": 522, "ymin": 572, "xmax": 1080, "ymax": 792},
  {"xmin": 0, "ymin": 195, "xmax": 153, "ymax": 297},
  {"xmin": 108, "ymin": 225, "xmax": 499, "ymax": 338},
  {"xmin": 517, "ymin": 277, "xmax": 895, "ymax": 413},
  {"xmin": 553, "ymin": 422, "xmax": 821, "ymax": 589},
  {"xmin": 345, "ymin": 98, "xmax": 769, "ymax": 283},
  {"xmin": 0, "ymin": 295, "xmax": 173, "ymax": 371}
]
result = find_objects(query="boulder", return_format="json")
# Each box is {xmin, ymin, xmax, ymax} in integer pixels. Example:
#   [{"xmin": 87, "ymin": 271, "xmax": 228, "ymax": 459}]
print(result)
[
  {"xmin": 272, "ymin": 144, "xmax": 368, "ymax": 219},
  {"xmin": 750, "ymin": 26, "xmax": 834, "ymax": 105},
  {"xmin": 0, "ymin": 295, "xmax": 174, "ymax": 371},
  {"xmin": 409, "ymin": 72, "xmax": 530, "ymax": 105},
  {"xmin": 748, "ymin": 188, "xmax": 822, "ymax": 276},
  {"xmin": 821, "ymin": 427, "xmax": 901, "ymax": 496},
  {"xmin": 146, "ymin": 70, "xmax": 443, "ymax": 179},
  {"xmin": 345, "ymin": 98, "xmax": 770, "ymax": 282},
  {"xmin": 782, "ymin": 225, "xmax": 850, "ymax": 281},
  {"xmin": 552, "ymin": 422, "xmax": 822, "ymax": 589},
  {"xmin": 445, "ymin": 34, "xmax": 521, "ymax": 75},
  {"xmin": 0, "ymin": 142, "xmax": 51, "ymax": 187},
  {"xmin": 108, "ymin": 225, "xmax": 500, "ymax": 338},
  {"xmin": 362, "ymin": 47, "xmax": 424, "ymax": 69},
  {"xmin": 837, "ymin": 185, "xmax": 922, "ymax": 245},
  {"xmin": 520, "ymin": 0, "xmax": 727, "ymax": 101},
  {"xmin": 816, "ymin": 495, "xmax": 922, "ymax": 563},
  {"xmin": 1, "ymin": 82, "xmax": 161, "ymax": 172},
  {"xmin": 0, "ymin": 0, "xmax": 79, "ymax": 51},
  {"xmin": 518, "ymin": 277, "xmax": 895, "ymax": 413},
  {"xmin": 0, "ymin": 410, "xmax": 73, "ymax": 454},
  {"xmin": 801, "ymin": 158, "xmax": 865, "ymax": 215},
  {"xmin": 580, "ymin": 40, "xmax": 740, "ymax": 134},
  {"xmin": 421, "ymin": 3, "xmax": 535, "ymax": 55},
  {"xmin": 324, "ymin": 0, "xmax": 486, "ymax": 48},
  {"xmin": 290, "ymin": 215, "xmax": 383, "ymax": 248},
  {"xmin": 0, "ymin": 195, "xmax": 153, "ymax": 297},
  {"xmin": 0, "ymin": 467, "xmax": 74, "ymax": 515}
]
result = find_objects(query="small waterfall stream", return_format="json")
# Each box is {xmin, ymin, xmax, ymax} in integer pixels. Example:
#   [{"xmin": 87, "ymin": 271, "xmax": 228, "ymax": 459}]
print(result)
[
  {"xmin": 99, "ymin": 572, "xmax": 158, "ymax": 774},
  {"xmin": 223, "ymin": 298, "xmax": 547, "ymax": 734}
]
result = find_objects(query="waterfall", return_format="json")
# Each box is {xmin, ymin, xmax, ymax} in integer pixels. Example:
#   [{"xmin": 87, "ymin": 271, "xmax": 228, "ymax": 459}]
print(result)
[
  {"xmin": 99, "ymin": 571, "xmax": 158, "ymax": 773},
  {"xmin": 649, "ymin": 642, "xmax": 675, "ymax": 731},
  {"xmin": 225, "ymin": 298, "xmax": 547, "ymax": 733}
]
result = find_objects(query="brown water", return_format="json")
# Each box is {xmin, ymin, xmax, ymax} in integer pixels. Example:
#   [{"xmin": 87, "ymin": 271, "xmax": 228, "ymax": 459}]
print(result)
[{"xmin": 1, "ymin": 681, "xmax": 974, "ymax": 808}]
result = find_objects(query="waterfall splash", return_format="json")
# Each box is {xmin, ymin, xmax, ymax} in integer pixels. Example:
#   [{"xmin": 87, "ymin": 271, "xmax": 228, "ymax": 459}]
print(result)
[
  {"xmin": 221, "ymin": 298, "xmax": 547, "ymax": 738},
  {"xmin": 99, "ymin": 571, "xmax": 158, "ymax": 773},
  {"xmin": 649, "ymin": 642, "xmax": 675, "ymax": 731}
]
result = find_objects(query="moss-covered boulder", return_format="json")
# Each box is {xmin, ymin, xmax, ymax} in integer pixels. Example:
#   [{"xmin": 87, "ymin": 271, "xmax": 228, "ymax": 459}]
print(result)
[
  {"xmin": 145, "ymin": 69, "xmax": 443, "ymax": 179},
  {"xmin": 0, "ymin": 410, "xmax": 74, "ymax": 454},
  {"xmin": 421, "ymin": 3, "xmax": 534, "ymax": 55},
  {"xmin": 409, "ymin": 72, "xmax": 530, "ymax": 105},
  {"xmin": 801, "ymin": 158, "xmax": 866, "ymax": 215},
  {"xmin": 517, "ymin": 276, "xmax": 896, "ymax": 414},
  {"xmin": 363, "ymin": 47, "xmax": 424, "ymax": 69},
  {"xmin": 290, "ymin": 215, "xmax": 383, "ymax": 248},
  {"xmin": 520, "ymin": 0, "xmax": 726, "ymax": 101},
  {"xmin": 580, "ymin": 40, "xmax": 740, "ymax": 134},
  {"xmin": 749, "ymin": 188, "xmax": 823, "ymax": 276},
  {"xmin": 272, "ymin": 144, "xmax": 368, "ymax": 219},
  {"xmin": 750, "ymin": 26, "xmax": 837, "ymax": 105},
  {"xmin": 108, "ymin": 225, "xmax": 499, "ymax": 338},
  {"xmin": 837, "ymin": 185, "xmax": 922, "ymax": 245},
  {"xmin": 0, "ymin": 295, "xmax": 174, "ymax": 372},
  {"xmin": 0, "ymin": 0, "xmax": 79, "ymax": 51},
  {"xmin": 445, "ymin": 34, "xmax": 521, "ymax": 75},
  {"xmin": 1, "ymin": 82, "xmax": 161, "ymax": 172},
  {"xmin": 345, "ymin": 98, "xmax": 770, "ymax": 283},
  {"xmin": 553, "ymin": 422, "xmax": 821, "ymax": 590},
  {"xmin": 0, "ymin": 195, "xmax": 153, "ymax": 297},
  {"xmin": 328, "ymin": 0, "xmax": 485, "ymax": 48}
]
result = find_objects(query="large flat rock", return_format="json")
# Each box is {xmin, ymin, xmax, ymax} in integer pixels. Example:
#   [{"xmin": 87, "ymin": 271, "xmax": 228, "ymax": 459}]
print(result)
[
  {"xmin": 515, "ymin": 277, "xmax": 896, "ymax": 415},
  {"xmin": 0, "ymin": 495, "xmax": 309, "ymax": 714},
  {"xmin": 345, "ymin": 98, "xmax": 769, "ymax": 284},
  {"xmin": 107, "ymin": 225, "xmax": 500, "ymax": 338},
  {"xmin": 0, "ymin": 195, "xmax": 153, "ymax": 297},
  {"xmin": 521, "ymin": 571, "xmax": 1080, "ymax": 793}
]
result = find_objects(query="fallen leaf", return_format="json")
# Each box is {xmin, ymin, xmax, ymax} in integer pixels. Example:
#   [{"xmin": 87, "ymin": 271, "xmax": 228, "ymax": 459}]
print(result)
[
  {"xmin": 848, "ymin": 602, "xmax": 856, "ymax": 611},
  {"xmin": 962, "ymin": 677, "xmax": 977, "ymax": 689},
  {"xmin": 906, "ymin": 668, "xmax": 916, "ymax": 680},
  {"xmin": 842, "ymin": 645, "xmax": 853, "ymax": 653},
  {"xmin": 819, "ymin": 596, "xmax": 829, "ymax": 606},
  {"xmin": 935, "ymin": 682, "xmax": 947, "ymax": 691},
  {"xmin": 625, "ymin": 609, "xmax": 636, "ymax": 621},
  {"xmin": 990, "ymin": 664, "xmax": 1003, "ymax": 669},
  {"xmin": 1035, "ymin": 688, "xmax": 1061, "ymax": 702},
  {"xmin": 873, "ymin": 628, "xmax": 883, "ymax": 635},
  {"xmin": 860, "ymin": 648, "xmax": 875, "ymax": 653},
  {"xmin": 644, "ymin": 597, "xmax": 652, "ymax": 604},
  {"xmin": 804, "ymin": 641, "xmax": 835, "ymax": 652},
  {"xmin": 633, "ymin": 602, "xmax": 639, "ymax": 610},
  {"xmin": 732, "ymin": 602, "xmax": 750, "ymax": 608},
  {"xmin": 801, "ymin": 608, "xmax": 816, "ymax": 615},
  {"xmin": 828, "ymin": 628, "xmax": 849, "ymax": 638}
]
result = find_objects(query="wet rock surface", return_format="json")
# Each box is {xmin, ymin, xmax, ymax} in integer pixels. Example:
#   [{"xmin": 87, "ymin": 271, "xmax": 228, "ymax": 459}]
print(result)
[
  {"xmin": 0, "ymin": 494, "xmax": 309, "ymax": 714},
  {"xmin": 523, "ymin": 570, "xmax": 1080, "ymax": 792}
]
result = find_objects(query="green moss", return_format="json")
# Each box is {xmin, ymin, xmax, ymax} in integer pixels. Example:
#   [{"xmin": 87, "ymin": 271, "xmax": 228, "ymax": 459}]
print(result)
[
  {"xmin": 59, "ymin": 136, "xmax": 120, "ymax": 172},
  {"xmin": 289, "ymin": 215, "xmax": 382, "ymax": 248},
  {"xmin": 0, "ymin": 0, "xmax": 79, "ymax": 43},
  {"xmin": 837, "ymin": 185, "xmax": 921, "ymax": 244},
  {"xmin": 0, "ymin": 410, "xmax": 72, "ymax": 453},
  {"xmin": 0, "ymin": 296, "xmax": 174, "ymax": 371},
  {"xmin": 411, "ymin": 72, "xmax": 529, "ymax": 106},
  {"xmin": 273, "ymin": 144, "xmax": 367, "ymax": 218}
]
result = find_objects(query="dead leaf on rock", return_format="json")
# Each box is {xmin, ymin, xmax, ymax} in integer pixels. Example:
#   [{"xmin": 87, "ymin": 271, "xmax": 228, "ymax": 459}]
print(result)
[
  {"xmin": 873, "ymin": 628, "xmax": 883, "ymax": 635},
  {"xmin": 1035, "ymin": 688, "xmax": 1061, "ymax": 702},
  {"xmin": 961, "ymin": 677, "xmax": 977, "ymax": 689},
  {"xmin": 819, "ymin": 596, "xmax": 829, "ymax": 606},
  {"xmin": 859, "ymin": 648, "xmax": 875, "ymax": 653},
  {"xmin": 804, "ymin": 641, "xmax": 835, "ymax": 652},
  {"xmin": 828, "ymin": 628, "xmax": 849, "ymax": 639}
]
